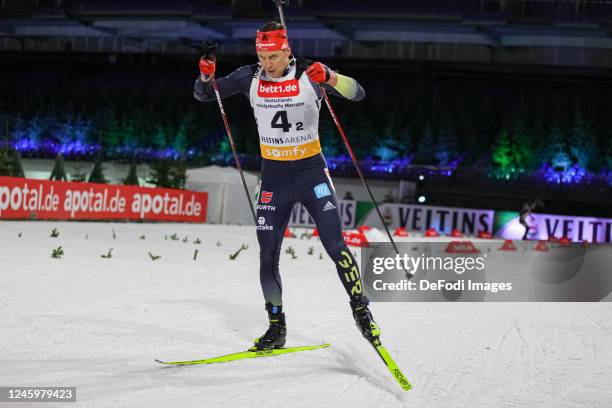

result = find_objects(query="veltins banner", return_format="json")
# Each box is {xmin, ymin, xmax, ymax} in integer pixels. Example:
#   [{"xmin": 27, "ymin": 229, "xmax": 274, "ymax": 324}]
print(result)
[
  {"xmin": 496, "ymin": 211, "xmax": 612, "ymax": 243},
  {"xmin": 361, "ymin": 203, "xmax": 495, "ymax": 235}
]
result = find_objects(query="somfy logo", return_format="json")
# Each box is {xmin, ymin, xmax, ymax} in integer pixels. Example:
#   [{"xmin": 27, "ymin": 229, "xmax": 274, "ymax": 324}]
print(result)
[{"xmin": 265, "ymin": 146, "xmax": 307, "ymax": 158}]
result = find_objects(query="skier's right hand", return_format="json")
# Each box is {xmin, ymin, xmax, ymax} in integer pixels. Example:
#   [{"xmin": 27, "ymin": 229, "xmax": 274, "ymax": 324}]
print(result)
[{"xmin": 199, "ymin": 57, "xmax": 216, "ymax": 80}]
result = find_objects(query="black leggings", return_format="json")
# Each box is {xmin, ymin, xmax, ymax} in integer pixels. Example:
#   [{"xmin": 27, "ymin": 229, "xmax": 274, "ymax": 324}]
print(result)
[{"xmin": 256, "ymin": 158, "xmax": 362, "ymax": 306}]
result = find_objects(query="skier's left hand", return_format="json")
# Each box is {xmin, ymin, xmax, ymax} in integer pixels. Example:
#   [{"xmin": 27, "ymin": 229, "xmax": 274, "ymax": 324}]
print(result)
[{"xmin": 306, "ymin": 62, "xmax": 332, "ymax": 84}]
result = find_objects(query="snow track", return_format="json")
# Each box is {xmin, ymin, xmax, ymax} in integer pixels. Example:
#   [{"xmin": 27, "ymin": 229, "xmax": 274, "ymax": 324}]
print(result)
[{"xmin": 1, "ymin": 221, "xmax": 611, "ymax": 407}]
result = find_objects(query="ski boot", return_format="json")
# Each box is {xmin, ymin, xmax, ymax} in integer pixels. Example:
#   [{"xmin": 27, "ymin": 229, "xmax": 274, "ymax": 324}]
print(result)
[
  {"xmin": 253, "ymin": 304, "xmax": 287, "ymax": 350},
  {"xmin": 350, "ymin": 295, "xmax": 381, "ymax": 342}
]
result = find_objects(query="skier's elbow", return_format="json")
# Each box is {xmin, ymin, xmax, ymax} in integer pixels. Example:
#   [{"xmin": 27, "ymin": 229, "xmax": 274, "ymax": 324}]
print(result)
[
  {"xmin": 352, "ymin": 88, "xmax": 365, "ymax": 102},
  {"xmin": 193, "ymin": 91, "xmax": 206, "ymax": 102},
  {"xmin": 351, "ymin": 86, "xmax": 365, "ymax": 102},
  {"xmin": 335, "ymin": 74, "xmax": 365, "ymax": 102},
  {"xmin": 194, "ymin": 78, "xmax": 211, "ymax": 102}
]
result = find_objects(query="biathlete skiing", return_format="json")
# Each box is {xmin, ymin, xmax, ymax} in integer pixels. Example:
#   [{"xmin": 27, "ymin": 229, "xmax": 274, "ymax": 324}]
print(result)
[{"xmin": 193, "ymin": 21, "xmax": 380, "ymax": 351}]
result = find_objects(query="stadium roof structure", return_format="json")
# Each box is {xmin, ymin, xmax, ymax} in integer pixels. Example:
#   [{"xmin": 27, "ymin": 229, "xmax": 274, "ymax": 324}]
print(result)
[{"xmin": 1, "ymin": 0, "xmax": 612, "ymax": 69}]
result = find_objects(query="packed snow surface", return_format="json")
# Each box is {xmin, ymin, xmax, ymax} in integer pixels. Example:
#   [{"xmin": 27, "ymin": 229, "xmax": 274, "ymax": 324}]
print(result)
[{"xmin": 1, "ymin": 221, "xmax": 611, "ymax": 407}]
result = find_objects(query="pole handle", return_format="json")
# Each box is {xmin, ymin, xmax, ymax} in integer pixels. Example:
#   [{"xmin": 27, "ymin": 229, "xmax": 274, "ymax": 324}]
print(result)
[
  {"xmin": 274, "ymin": 0, "xmax": 287, "ymax": 27},
  {"xmin": 202, "ymin": 41, "xmax": 217, "ymax": 60}
]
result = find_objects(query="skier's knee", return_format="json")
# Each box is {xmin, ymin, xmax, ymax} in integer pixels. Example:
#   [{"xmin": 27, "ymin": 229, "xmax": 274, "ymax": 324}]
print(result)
[
  {"xmin": 320, "ymin": 238, "xmax": 346, "ymax": 259},
  {"xmin": 260, "ymin": 251, "xmax": 277, "ymax": 267}
]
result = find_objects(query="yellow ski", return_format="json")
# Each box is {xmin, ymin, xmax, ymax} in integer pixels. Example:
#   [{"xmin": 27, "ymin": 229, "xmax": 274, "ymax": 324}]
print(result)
[
  {"xmin": 370, "ymin": 339, "xmax": 412, "ymax": 391},
  {"xmin": 155, "ymin": 343, "xmax": 330, "ymax": 365}
]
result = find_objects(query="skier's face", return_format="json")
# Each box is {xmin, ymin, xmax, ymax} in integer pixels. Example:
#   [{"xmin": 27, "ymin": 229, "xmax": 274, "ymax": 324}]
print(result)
[{"xmin": 257, "ymin": 49, "xmax": 291, "ymax": 78}]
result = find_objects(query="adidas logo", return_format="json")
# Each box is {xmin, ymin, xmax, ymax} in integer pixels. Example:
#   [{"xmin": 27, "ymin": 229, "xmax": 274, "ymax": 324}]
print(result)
[{"xmin": 323, "ymin": 201, "xmax": 336, "ymax": 212}]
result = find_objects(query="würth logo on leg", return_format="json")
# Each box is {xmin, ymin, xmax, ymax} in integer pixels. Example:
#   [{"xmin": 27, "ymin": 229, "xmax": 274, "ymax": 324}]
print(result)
[{"xmin": 260, "ymin": 191, "xmax": 273, "ymax": 204}]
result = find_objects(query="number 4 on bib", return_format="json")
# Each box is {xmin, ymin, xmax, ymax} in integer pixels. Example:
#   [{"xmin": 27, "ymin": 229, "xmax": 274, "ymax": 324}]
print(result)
[{"xmin": 271, "ymin": 110, "xmax": 292, "ymax": 132}]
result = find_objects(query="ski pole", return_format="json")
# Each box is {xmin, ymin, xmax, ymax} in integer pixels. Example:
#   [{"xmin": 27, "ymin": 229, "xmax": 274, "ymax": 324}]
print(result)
[
  {"xmin": 204, "ymin": 41, "xmax": 258, "ymax": 225},
  {"xmin": 320, "ymin": 88, "xmax": 412, "ymax": 279},
  {"xmin": 270, "ymin": 0, "xmax": 413, "ymax": 391},
  {"xmin": 270, "ymin": 1, "xmax": 411, "ymax": 278},
  {"xmin": 274, "ymin": 0, "xmax": 286, "ymax": 27}
]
